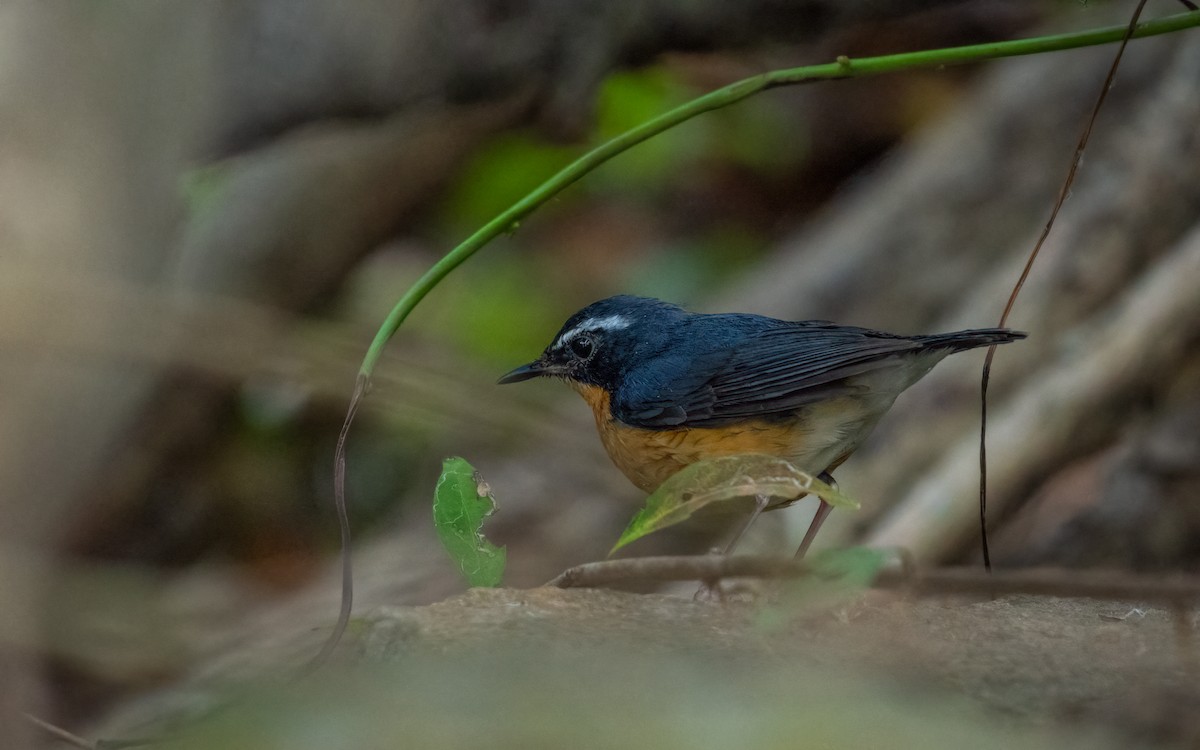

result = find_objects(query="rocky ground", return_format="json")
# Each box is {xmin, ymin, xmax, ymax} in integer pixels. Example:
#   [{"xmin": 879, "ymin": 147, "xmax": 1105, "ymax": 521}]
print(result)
[{"xmin": 95, "ymin": 584, "xmax": 1200, "ymax": 749}]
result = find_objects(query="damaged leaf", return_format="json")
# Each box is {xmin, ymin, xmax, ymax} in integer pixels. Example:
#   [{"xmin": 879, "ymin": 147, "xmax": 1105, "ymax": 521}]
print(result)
[
  {"xmin": 612, "ymin": 454, "xmax": 859, "ymax": 554},
  {"xmin": 433, "ymin": 457, "xmax": 506, "ymax": 587}
]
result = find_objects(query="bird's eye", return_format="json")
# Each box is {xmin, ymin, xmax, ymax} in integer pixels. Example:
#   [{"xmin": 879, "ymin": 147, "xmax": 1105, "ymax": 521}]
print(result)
[{"xmin": 569, "ymin": 335, "xmax": 595, "ymax": 360}]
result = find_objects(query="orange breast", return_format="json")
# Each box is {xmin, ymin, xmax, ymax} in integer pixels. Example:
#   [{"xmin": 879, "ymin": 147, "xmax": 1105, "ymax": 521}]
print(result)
[{"xmin": 572, "ymin": 383, "xmax": 861, "ymax": 494}]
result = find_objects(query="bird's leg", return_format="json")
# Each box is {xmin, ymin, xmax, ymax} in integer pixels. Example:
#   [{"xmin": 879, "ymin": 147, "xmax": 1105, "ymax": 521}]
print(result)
[
  {"xmin": 794, "ymin": 472, "xmax": 838, "ymax": 560},
  {"xmin": 695, "ymin": 493, "xmax": 770, "ymax": 600}
]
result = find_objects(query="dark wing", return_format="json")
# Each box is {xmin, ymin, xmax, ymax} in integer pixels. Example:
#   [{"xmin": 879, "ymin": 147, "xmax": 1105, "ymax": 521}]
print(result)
[{"xmin": 612, "ymin": 324, "xmax": 924, "ymax": 429}]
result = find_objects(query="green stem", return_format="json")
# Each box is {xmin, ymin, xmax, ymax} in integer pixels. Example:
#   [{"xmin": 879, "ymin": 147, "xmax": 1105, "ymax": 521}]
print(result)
[{"xmin": 360, "ymin": 10, "xmax": 1200, "ymax": 377}]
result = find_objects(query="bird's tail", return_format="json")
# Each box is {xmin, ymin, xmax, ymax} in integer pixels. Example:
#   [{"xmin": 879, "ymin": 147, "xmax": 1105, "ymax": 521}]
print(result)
[{"xmin": 917, "ymin": 328, "xmax": 1027, "ymax": 352}]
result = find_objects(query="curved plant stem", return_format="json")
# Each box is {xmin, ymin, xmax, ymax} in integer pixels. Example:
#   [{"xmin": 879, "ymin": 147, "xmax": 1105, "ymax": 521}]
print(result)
[{"xmin": 980, "ymin": 0, "xmax": 1152, "ymax": 572}]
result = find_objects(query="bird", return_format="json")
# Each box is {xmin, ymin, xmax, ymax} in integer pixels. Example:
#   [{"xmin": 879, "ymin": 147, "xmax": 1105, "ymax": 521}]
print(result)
[{"xmin": 499, "ymin": 295, "xmax": 1026, "ymax": 558}]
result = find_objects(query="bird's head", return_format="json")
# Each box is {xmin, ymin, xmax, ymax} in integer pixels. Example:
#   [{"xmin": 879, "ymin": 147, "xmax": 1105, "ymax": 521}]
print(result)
[{"xmin": 498, "ymin": 295, "xmax": 683, "ymax": 391}]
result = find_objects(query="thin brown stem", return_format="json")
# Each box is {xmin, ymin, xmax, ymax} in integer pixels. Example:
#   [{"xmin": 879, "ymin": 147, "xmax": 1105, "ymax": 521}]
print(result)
[
  {"xmin": 302, "ymin": 373, "xmax": 367, "ymax": 675},
  {"xmin": 979, "ymin": 0, "xmax": 1151, "ymax": 572}
]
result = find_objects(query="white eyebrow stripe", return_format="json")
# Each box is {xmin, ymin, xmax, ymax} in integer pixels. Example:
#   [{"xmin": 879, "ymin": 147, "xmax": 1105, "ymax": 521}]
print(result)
[{"xmin": 557, "ymin": 314, "xmax": 632, "ymax": 345}]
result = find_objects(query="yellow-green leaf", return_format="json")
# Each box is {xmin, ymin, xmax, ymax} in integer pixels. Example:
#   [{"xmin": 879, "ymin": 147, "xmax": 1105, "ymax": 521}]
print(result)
[{"xmin": 611, "ymin": 454, "xmax": 858, "ymax": 554}]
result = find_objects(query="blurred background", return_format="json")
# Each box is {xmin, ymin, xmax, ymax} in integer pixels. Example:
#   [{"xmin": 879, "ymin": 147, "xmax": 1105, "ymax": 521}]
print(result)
[{"xmin": 2, "ymin": 0, "xmax": 1199, "ymax": 743}]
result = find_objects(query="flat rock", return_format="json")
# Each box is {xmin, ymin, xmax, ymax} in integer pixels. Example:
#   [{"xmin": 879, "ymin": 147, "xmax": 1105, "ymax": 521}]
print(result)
[{"xmin": 99, "ymin": 586, "xmax": 1200, "ymax": 749}]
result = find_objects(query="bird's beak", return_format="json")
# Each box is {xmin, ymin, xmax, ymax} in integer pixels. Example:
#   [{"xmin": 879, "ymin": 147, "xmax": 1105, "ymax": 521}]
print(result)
[{"xmin": 497, "ymin": 360, "xmax": 550, "ymax": 384}]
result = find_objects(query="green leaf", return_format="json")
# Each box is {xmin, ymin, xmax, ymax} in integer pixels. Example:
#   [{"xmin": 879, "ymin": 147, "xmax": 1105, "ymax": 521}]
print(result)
[
  {"xmin": 806, "ymin": 546, "xmax": 888, "ymax": 589},
  {"xmin": 179, "ymin": 163, "xmax": 231, "ymax": 219},
  {"xmin": 757, "ymin": 547, "xmax": 889, "ymax": 632},
  {"xmin": 433, "ymin": 457, "xmax": 506, "ymax": 587},
  {"xmin": 611, "ymin": 454, "xmax": 859, "ymax": 554}
]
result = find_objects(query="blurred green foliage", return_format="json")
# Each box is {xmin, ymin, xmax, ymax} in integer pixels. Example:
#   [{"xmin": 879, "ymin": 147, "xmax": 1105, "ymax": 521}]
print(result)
[
  {"xmin": 180, "ymin": 163, "xmax": 232, "ymax": 220},
  {"xmin": 420, "ymin": 257, "xmax": 570, "ymax": 367},
  {"xmin": 443, "ymin": 135, "xmax": 582, "ymax": 232},
  {"xmin": 756, "ymin": 547, "xmax": 889, "ymax": 631},
  {"xmin": 591, "ymin": 67, "xmax": 707, "ymax": 193},
  {"xmin": 621, "ymin": 227, "xmax": 761, "ymax": 301},
  {"xmin": 445, "ymin": 64, "xmax": 808, "ymax": 224},
  {"xmin": 160, "ymin": 636, "xmax": 1108, "ymax": 750},
  {"xmin": 430, "ymin": 63, "xmax": 813, "ymax": 370}
]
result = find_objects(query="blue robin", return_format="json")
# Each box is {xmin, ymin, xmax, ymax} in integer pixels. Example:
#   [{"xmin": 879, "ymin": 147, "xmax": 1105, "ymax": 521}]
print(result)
[{"xmin": 499, "ymin": 295, "xmax": 1025, "ymax": 557}]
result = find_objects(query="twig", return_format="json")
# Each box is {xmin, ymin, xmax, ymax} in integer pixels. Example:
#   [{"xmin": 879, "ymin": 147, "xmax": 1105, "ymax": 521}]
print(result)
[
  {"xmin": 547, "ymin": 555, "xmax": 1200, "ymax": 607},
  {"xmin": 24, "ymin": 713, "xmax": 95, "ymax": 749},
  {"xmin": 549, "ymin": 556, "xmax": 804, "ymax": 588},
  {"xmin": 24, "ymin": 712, "xmax": 162, "ymax": 750}
]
